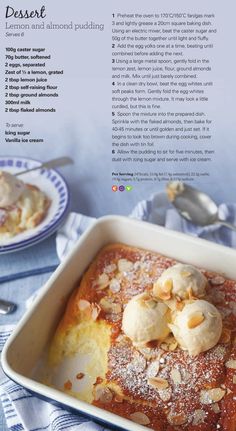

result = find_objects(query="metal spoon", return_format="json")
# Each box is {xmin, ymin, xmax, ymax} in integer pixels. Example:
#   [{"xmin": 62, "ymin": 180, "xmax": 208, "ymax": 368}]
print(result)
[
  {"xmin": 0, "ymin": 298, "xmax": 16, "ymax": 314},
  {"xmin": 15, "ymin": 156, "xmax": 73, "ymax": 176},
  {"xmin": 167, "ymin": 182, "xmax": 236, "ymax": 232}
]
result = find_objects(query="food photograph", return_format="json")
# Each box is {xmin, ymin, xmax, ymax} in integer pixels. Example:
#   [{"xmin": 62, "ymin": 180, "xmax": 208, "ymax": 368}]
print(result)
[{"xmin": 0, "ymin": 1, "xmax": 236, "ymax": 431}]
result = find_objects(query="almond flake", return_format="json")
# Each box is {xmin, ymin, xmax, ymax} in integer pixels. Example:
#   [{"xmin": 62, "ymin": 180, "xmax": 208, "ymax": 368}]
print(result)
[
  {"xmin": 225, "ymin": 359, "xmax": 236, "ymax": 369},
  {"xmin": 95, "ymin": 386, "xmax": 113, "ymax": 403},
  {"xmin": 170, "ymin": 368, "xmax": 182, "ymax": 385},
  {"xmin": 188, "ymin": 311, "xmax": 205, "ymax": 329},
  {"xmin": 109, "ymin": 278, "xmax": 121, "ymax": 293},
  {"xmin": 104, "ymin": 263, "xmax": 116, "ymax": 274},
  {"xmin": 160, "ymin": 343, "xmax": 169, "ymax": 351},
  {"xmin": 192, "ymin": 409, "xmax": 206, "ymax": 425},
  {"xmin": 163, "ymin": 279, "xmax": 173, "ymax": 293},
  {"xmin": 130, "ymin": 412, "xmax": 150, "ymax": 425},
  {"xmin": 158, "ymin": 387, "xmax": 172, "ymax": 402},
  {"xmin": 91, "ymin": 304, "xmax": 101, "ymax": 321},
  {"xmin": 118, "ymin": 259, "xmax": 133, "ymax": 273},
  {"xmin": 169, "ymin": 341, "xmax": 178, "ymax": 351},
  {"xmin": 211, "ymin": 403, "xmax": 221, "ymax": 414},
  {"xmin": 97, "ymin": 273, "xmax": 109, "ymax": 289},
  {"xmin": 187, "ymin": 287, "xmax": 198, "ymax": 300},
  {"xmin": 148, "ymin": 377, "xmax": 169, "ymax": 390},
  {"xmin": 233, "ymin": 375, "xmax": 236, "ymax": 384},
  {"xmin": 210, "ymin": 276, "xmax": 225, "ymax": 285},
  {"xmin": 128, "ymin": 353, "xmax": 147, "ymax": 373},
  {"xmin": 114, "ymin": 393, "xmax": 124, "ymax": 403},
  {"xmin": 200, "ymin": 388, "xmax": 226, "ymax": 404},
  {"xmin": 78, "ymin": 299, "xmax": 90, "ymax": 311},
  {"xmin": 99, "ymin": 297, "xmax": 112, "ymax": 312},
  {"xmin": 99, "ymin": 297, "xmax": 121, "ymax": 314},
  {"xmin": 153, "ymin": 283, "xmax": 172, "ymax": 301},
  {"xmin": 147, "ymin": 359, "xmax": 160, "ymax": 378},
  {"xmin": 137, "ymin": 346, "xmax": 160, "ymax": 360},
  {"xmin": 167, "ymin": 413, "xmax": 187, "ymax": 426}
]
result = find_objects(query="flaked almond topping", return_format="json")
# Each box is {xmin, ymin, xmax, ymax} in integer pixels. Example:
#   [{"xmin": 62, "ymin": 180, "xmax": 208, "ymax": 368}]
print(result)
[
  {"xmin": 169, "ymin": 341, "xmax": 178, "ymax": 351},
  {"xmin": 219, "ymin": 328, "xmax": 231, "ymax": 344},
  {"xmin": 91, "ymin": 303, "xmax": 101, "ymax": 321},
  {"xmin": 104, "ymin": 263, "xmax": 116, "ymax": 274},
  {"xmin": 208, "ymin": 311, "xmax": 217, "ymax": 318},
  {"xmin": 170, "ymin": 368, "xmax": 182, "ymax": 385},
  {"xmin": 148, "ymin": 377, "xmax": 169, "ymax": 390},
  {"xmin": 109, "ymin": 278, "xmax": 121, "ymax": 293},
  {"xmin": 78, "ymin": 299, "xmax": 90, "ymax": 311},
  {"xmin": 211, "ymin": 403, "xmax": 221, "ymax": 414},
  {"xmin": 233, "ymin": 375, "xmax": 236, "ymax": 384},
  {"xmin": 225, "ymin": 359, "xmax": 236, "ymax": 369},
  {"xmin": 192, "ymin": 409, "xmax": 206, "ymax": 426},
  {"xmin": 227, "ymin": 388, "xmax": 233, "ymax": 395},
  {"xmin": 97, "ymin": 273, "xmax": 110, "ymax": 289},
  {"xmin": 114, "ymin": 393, "xmax": 124, "ymax": 403},
  {"xmin": 210, "ymin": 276, "xmax": 225, "ymax": 285},
  {"xmin": 153, "ymin": 283, "xmax": 172, "ymax": 301},
  {"xmin": 95, "ymin": 386, "xmax": 113, "ymax": 403},
  {"xmin": 117, "ymin": 258, "xmax": 133, "ymax": 273},
  {"xmin": 99, "ymin": 297, "xmax": 121, "ymax": 314},
  {"xmin": 147, "ymin": 359, "xmax": 160, "ymax": 378},
  {"xmin": 76, "ymin": 372, "xmax": 85, "ymax": 380},
  {"xmin": 187, "ymin": 287, "xmax": 198, "ymax": 300},
  {"xmin": 158, "ymin": 387, "xmax": 172, "ymax": 402},
  {"xmin": 163, "ymin": 279, "xmax": 173, "ymax": 293},
  {"xmin": 160, "ymin": 342, "xmax": 169, "ymax": 352},
  {"xmin": 137, "ymin": 346, "xmax": 160, "ymax": 360},
  {"xmin": 99, "ymin": 297, "xmax": 112, "ymax": 312},
  {"xmin": 188, "ymin": 311, "xmax": 205, "ymax": 329},
  {"xmin": 200, "ymin": 388, "xmax": 226, "ymax": 404},
  {"xmin": 167, "ymin": 413, "xmax": 187, "ymax": 426},
  {"xmin": 129, "ymin": 353, "xmax": 147, "ymax": 373},
  {"xmin": 130, "ymin": 412, "xmax": 150, "ymax": 425}
]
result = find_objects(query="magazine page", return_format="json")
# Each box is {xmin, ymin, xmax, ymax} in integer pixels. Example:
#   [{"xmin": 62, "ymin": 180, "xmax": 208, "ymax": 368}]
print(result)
[{"xmin": 0, "ymin": 1, "xmax": 235, "ymax": 430}]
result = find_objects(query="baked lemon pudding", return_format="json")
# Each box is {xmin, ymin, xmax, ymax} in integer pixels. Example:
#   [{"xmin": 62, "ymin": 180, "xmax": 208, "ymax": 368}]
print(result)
[
  {"xmin": 48, "ymin": 243, "xmax": 236, "ymax": 430},
  {"xmin": 0, "ymin": 171, "xmax": 50, "ymax": 239}
]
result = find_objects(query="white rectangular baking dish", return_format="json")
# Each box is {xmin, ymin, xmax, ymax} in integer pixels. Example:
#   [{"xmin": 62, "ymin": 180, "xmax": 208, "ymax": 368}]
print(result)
[{"xmin": 2, "ymin": 215, "xmax": 236, "ymax": 431}]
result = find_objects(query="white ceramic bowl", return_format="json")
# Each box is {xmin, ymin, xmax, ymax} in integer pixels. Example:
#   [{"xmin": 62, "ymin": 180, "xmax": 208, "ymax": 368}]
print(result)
[{"xmin": 2, "ymin": 216, "xmax": 236, "ymax": 430}]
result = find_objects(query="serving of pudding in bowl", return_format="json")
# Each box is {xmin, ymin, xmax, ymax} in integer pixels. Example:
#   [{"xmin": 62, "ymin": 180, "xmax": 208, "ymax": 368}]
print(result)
[
  {"xmin": 0, "ymin": 170, "xmax": 51, "ymax": 240},
  {"xmin": 47, "ymin": 242, "xmax": 236, "ymax": 431}
]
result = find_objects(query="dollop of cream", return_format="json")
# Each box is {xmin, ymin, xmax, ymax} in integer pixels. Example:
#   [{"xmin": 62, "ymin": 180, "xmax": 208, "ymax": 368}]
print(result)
[
  {"xmin": 153, "ymin": 263, "xmax": 207, "ymax": 300},
  {"xmin": 122, "ymin": 293, "xmax": 170, "ymax": 345},
  {"xmin": 0, "ymin": 171, "xmax": 25, "ymax": 207},
  {"xmin": 169, "ymin": 300, "xmax": 222, "ymax": 356}
]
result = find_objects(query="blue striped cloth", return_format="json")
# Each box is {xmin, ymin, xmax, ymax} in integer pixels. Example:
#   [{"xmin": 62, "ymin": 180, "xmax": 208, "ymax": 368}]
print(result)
[{"xmin": 1, "ymin": 193, "xmax": 236, "ymax": 430}]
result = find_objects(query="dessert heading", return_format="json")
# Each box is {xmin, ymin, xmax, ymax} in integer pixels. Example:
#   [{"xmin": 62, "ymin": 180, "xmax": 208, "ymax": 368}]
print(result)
[{"xmin": 5, "ymin": 5, "xmax": 46, "ymax": 19}]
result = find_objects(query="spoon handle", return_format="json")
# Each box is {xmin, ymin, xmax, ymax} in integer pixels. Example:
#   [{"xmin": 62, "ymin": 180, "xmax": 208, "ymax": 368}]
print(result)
[
  {"xmin": 15, "ymin": 157, "xmax": 73, "ymax": 176},
  {"xmin": 218, "ymin": 220, "xmax": 236, "ymax": 232}
]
